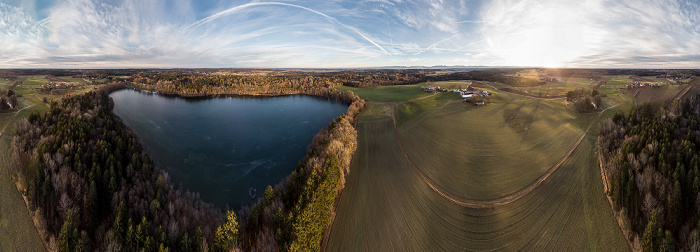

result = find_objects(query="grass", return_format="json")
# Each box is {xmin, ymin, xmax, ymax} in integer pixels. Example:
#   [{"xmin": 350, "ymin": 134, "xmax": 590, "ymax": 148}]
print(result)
[
  {"xmin": 514, "ymin": 81, "xmax": 595, "ymax": 97},
  {"xmin": 606, "ymin": 75, "xmax": 633, "ymax": 86},
  {"xmin": 645, "ymin": 77, "xmax": 672, "ymax": 83},
  {"xmin": 326, "ymin": 81, "xmax": 629, "ymax": 251},
  {"xmin": 394, "ymin": 92, "xmax": 458, "ymax": 125},
  {"xmin": 22, "ymin": 75, "xmax": 49, "ymax": 86},
  {"xmin": 336, "ymin": 83, "xmax": 433, "ymax": 102},
  {"xmin": 630, "ymin": 84, "xmax": 688, "ymax": 104},
  {"xmin": 510, "ymin": 69, "xmax": 543, "ymax": 80},
  {"xmin": 599, "ymin": 84, "xmax": 626, "ymax": 96},
  {"xmin": 554, "ymin": 76, "xmax": 595, "ymax": 85},
  {"xmin": 55, "ymin": 76, "xmax": 87, "ymax": 83},
  {"xmin": 398, "ymin": 91, "xmax": 582, "ymax": 200},
  {"xmin": 357, "ymin": 103, "xmax": 393, "ymax": 120},
  {"xmin": 0, "ymin": 116, "xmax": 46, "ymax": 252},
  {"xmin": 473, "ymin": 77, "xmax": 596, "ymax": 97},
  {"xmin": 0, "ymin": 77, "xmax": 97, "ymax": 252}
]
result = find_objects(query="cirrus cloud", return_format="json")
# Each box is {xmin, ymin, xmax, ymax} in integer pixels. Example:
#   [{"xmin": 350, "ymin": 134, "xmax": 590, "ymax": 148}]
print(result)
[{"xmin": 0, "ymin": 0, "xmax": 698, "ymax": 68}]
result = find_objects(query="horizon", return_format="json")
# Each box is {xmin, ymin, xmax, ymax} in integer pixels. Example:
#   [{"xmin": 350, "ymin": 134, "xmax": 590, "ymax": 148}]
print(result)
[
  {"xmin": 1, "ymin": 0, "xmax": 699, "ymax": 68},
  {"xmin": 1, "ymin": 66, "xmax": 699, "ymax": 70}
]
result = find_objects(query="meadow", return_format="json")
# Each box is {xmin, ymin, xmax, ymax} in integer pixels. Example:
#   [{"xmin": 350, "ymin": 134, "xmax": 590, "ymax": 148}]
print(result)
[
  {"xmin": 326, "ymin": 81, "xmax": 630, "ymax": 250},
  {"xmin": 398, "ymin": 90, "xmax": 583, "ymax": 200},
  {"xmin": 0, "ymin": 133, "xmax": 46, "ymax": 252},
  {"xmin": 629, "ymin": 84, "xmax": 688, "ymax": 104},
  {"xmin": 0, "ymin": 75, "xmax": 101, "ymax": 251},
  {"xmin": 509, "ymin": 81, "xmax": 594, "ymax": 97},
  {"xmin": 606, "ymin": 75, "xmax": 634, "ymax": 86},
  {"xmin": 0, "ymin": 92, "xmax": 46, "ymax": 251},
  {"xmin": 336, "ymin": 83, "xmax": 431, "ymax": 102}
]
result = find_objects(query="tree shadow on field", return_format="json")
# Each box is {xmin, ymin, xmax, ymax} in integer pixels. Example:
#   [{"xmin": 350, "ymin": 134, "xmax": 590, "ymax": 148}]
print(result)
[
  {"xmin": 518, "ymin": 100, "xmax": 540, "ymax": 135},
  {"xmin": 499, "ymin": 100, "xmax": 528, "ymax": 130}
]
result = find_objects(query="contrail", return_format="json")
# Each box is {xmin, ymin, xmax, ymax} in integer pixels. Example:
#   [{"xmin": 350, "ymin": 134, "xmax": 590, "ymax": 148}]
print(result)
[
  {"xmin": 455, "ymin": 20, "xmax": 484, "ymax": 24},
  {"xmin": 186, "ymin": 1, "xmax": 390, "ymax": 55},
  {"xmin": 37, "ymin": 17, "xmax": 51, "ymax": 26},
  {"xmin": 414, "ymin": 34, "xmax": 459, "ymax": 55}
]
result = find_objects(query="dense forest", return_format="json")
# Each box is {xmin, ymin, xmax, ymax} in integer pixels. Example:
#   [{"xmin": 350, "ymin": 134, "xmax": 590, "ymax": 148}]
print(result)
[
  {"xmin": 598, "ymin": 93, "xmax": 700, "ymax": 251},
  {"xmin": 129, "ymin": 73, "xmax": 367, "ymax": 250},
  {"xmin": 129, "ymin": 73, "xmax": 358, "ymax": 101},
  {"xmin": 236, "ymin": 111, "xmax": 360, "ymax": 251},
  {"xmin": 11, "ymin": 89, "xmax": 238, "ymax": 251},
  {"xmin": 12, "ymin": 73, "xmax": 365, "ymax": 251}
]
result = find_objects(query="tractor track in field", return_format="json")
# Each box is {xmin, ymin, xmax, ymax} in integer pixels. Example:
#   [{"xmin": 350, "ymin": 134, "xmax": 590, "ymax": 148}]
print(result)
[
  {"xmin": 388, "ymin": 93, "xmax": 621, "ymax": 209},
  {"xmin": 674, "ymin": 80, "xmax": 696, "ymax": 101},
  {"xmin": 366, "ymin": 92, "xmax": 438, "ymax": 104}
]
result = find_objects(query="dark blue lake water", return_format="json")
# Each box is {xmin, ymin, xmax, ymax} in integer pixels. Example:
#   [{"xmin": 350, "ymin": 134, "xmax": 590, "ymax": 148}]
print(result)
[{"xmin": 110, "ymin": 89, "xmax": 348, "ymax": 209}]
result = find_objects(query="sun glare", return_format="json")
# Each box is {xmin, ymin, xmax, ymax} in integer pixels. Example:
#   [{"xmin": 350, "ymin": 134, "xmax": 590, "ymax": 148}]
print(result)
[{"xmin": 482, "ymin": 1, "xmax": 599, "ymax": 67}]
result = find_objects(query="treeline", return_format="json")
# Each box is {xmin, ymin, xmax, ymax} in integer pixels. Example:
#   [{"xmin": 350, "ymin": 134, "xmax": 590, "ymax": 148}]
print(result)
[
  {"xmin": 11, "ymin": 90, "xmax": 238, "ymax": 251},
  {"xmin": 319, "ymin": 69, "xmax": 436, "ymax": 87},
  {"xmin": 129, "ymin": 73, "xmax": 359, "ymax": 103},
  {"xmin": 0, "ymin": 69, "xmax": 143, "ymax": 78},
  {"xmin": 13, "ymin": 74, "xmax": 366, "ymax": 251},
  {"xmin": 597, "ymin": 94, "xmax": 700, "ymax": 251},
  {"xmin": 129, "ymin": 72, "xmax": 367, "ymax": 250},
  {"xmin": 566, "ymin": 88, "xmax": 602, "ymax": 113},
  {"xmin": 236, "ymin": 110, "xmax": 361, "ymax": 251},
  {"xmin": 128, "ymin": 69, "xmax": 558, "ymax": 93},
  {"xmin": 0, "ymin": 89, "xmax": 19, "ymax": 112}
]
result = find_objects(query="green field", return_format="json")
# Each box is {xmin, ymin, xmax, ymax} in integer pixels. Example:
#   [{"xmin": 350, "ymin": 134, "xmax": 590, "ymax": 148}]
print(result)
[
  {"xmin": 645, "ymin": 77, "xmax": 672, "ymax": 83},
  {"xmin": 336, "ymin": 83, "xmax": 434, "ymax": 102},
  {"xmin": 327, "ymin": 82, "xmax": 629, "ymax": 250},
  {"xmin": 55, "ymin": 76, "xmax": 86, "ymax": 83},
  {"xmin": 357, "ymin": 102, "xmax": 393, "ymax": 120},
  {"xmin": 606, "ymin": 75, "xmax": 633, "ymax": 86},
  {"xmin": 395, "ymin": 92, "xmax": 459, "ymax": 125},
  {"xmin": 21, "ymin": 75, "xmax": 49, "ymax": 86},
  {"xmin": 630, "ymin": 84, "xmax": 688, "ymax": 104},
  {"xmin": 398, "ymin": 91, "xmax": 583, "ymax": 200},
  {"xmin": 554, "ymin": 76, "xmax": 595, "ymax": 85},
  {"xmin": 514, "ymin": 81, "xmax": 595, "ymax": 97}
]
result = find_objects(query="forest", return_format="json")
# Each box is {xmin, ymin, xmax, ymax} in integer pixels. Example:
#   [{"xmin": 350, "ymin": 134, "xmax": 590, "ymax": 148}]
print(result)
[
  {"xmin": 126, "ymin": 69, "xmax": 553, "ymax": 92},
  {"xmin": 11, "ymin": 89, "xmax": 238, "ymax": 251},
  {"xmin": 11, "ymin": 72, "xmax": 366, "ymax": 251},
  {"xmin": 128, "ymin": 74, "xmax": 367, "ymax": 250},
  {"xmin": 566, "ymin": 88, "xmax": 602, "ymax": 113},
  {"xmin": 0, "ymin": 88, "xmax": 19, "ymax": 112},
  {"xmin": 597, "ymin": 94, "xmax": 700, "ymax": 251}
]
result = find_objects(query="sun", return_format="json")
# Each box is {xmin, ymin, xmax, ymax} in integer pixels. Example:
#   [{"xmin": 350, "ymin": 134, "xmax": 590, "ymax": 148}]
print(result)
[{"xmin": 481, "ymin": 0, "xmax": 599, "ymax": 67}]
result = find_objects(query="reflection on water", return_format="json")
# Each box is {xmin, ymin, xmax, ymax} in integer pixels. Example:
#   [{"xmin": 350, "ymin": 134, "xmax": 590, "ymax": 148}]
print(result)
[{"xmin": 110, "ymin": 89, "xmax": 348, "ymax": 209}]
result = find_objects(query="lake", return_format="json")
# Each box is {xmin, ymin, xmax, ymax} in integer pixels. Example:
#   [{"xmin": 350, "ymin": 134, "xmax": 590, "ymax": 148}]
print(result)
[{"xmin": 110, "ymin": 89, "xmax": 348, "ymax": 209}]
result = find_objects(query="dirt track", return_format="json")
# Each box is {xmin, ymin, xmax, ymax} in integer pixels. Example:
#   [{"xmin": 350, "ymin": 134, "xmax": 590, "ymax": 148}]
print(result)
[{"xmin": 387, "ymin": 92, "xmax": 621, "ymax": 208}]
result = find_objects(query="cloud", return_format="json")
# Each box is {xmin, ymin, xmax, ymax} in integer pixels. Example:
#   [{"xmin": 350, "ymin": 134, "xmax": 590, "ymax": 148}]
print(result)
[
  {"xmin": 0, "ymin": 0, "xmax": 698, "ymax": 68},
  {"xmin": 186, "ymin": 1, "xmax": 390, "ymax": 55},
  {"xmin": 478, "ymin": 0, "xmax": 700, "ymax": 67}
]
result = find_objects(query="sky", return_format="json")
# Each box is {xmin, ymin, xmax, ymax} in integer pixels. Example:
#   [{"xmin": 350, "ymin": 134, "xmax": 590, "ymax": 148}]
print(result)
[{"xmin": 0, "ymin": 0, "xmax": 699, "ymax": 68}]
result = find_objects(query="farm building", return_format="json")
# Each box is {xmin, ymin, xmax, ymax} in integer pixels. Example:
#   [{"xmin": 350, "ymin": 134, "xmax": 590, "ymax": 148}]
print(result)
[
  {"xmin": 422, "ymin": 86, "xmax": 441, "ymax": 92},
  {"xmin": 460, "ymin": 85, "xmax": 490, "ymax": 104},
  {"xmin": 628, "ymin": 81, "xmax": 659, "ymax": 89}
]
